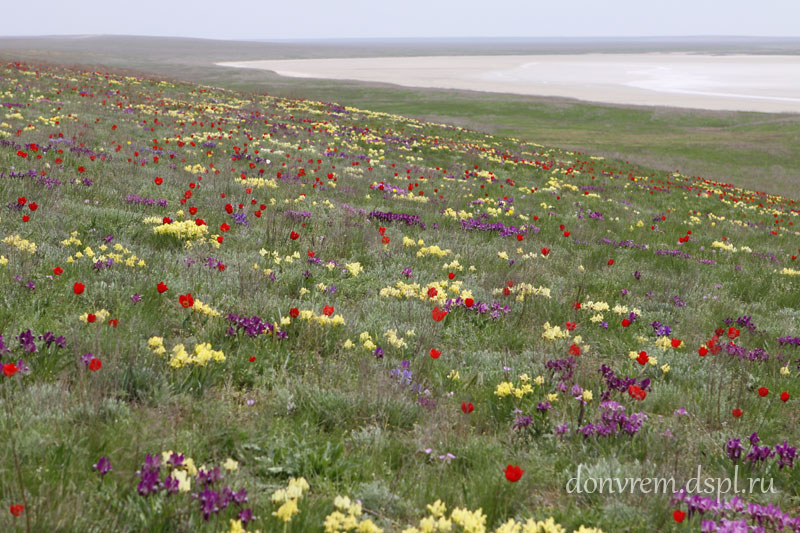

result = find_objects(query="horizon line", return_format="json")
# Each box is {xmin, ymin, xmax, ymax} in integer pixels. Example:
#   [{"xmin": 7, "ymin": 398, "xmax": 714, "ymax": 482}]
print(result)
[{"xmin": 2, "ymin": 34, "xmax": 800, "ymax": 42}]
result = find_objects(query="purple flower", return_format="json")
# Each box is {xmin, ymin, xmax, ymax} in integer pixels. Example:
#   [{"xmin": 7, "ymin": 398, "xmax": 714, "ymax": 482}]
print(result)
[
  {"xmin": 390, "ymin": 360, "xmax": 413, "ymax": 386},
  {"xmin": 93, "ymin": 456, "xmax": 113, "ymax": 478},
  {"xmin": 775, "ymin": 441, "xmax": 797, "ymax": 469},
  {"xmin": 513, "ymin": 413, "xmax": 532, "ymax": 430},
  {"xmin": 238, "ymin": 508, "xmax": 254, "ymax": 524},
  {"xmin": 163, "ymin": 474, "xmax": 180, "ymax": 494},
  {"xmin": 726, "ymin": 439, "xmax": 743, "ymax": 462},
  {"xmin": 136, "ymin": 454, "xmax": 161, "ymax": 496},
  {"xmin": 195, "ymin": 488, "xmax": 221, "ymax": 520}
]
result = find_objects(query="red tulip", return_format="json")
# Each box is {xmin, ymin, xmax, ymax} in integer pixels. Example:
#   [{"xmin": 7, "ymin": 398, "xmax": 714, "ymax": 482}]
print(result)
[
  {"xmin": 3, "ymin": 363, "xmax": 18, "ymax": 377},
  {"xmin": 157, "ymin": 282, "xmax": 168, "ymax": 293},
  {"xmin": 89, "ymin": 358, "xmax": 102, "ymax": 372},
  {"xmin": 430, "ymin": 349, "xmax": 441, "ymax": 359},
  {"xmin": 432, "ymin": 307, "xmax": 447, "ymax": 322},
  {"xmin": 628, "ymin": 385, "xmax": 647, "ymax": 401},
  {"xmin": 671, "ymin": 339, "xmax": 682, "ymax": 349},
  {"xmin": 53, "ymin": 266, "xmax": 63, "ymax": 275},
  {"xmin": 461, "ymin": 401, "xmax": 474, "ymax": 414},
  {"xmin": 636, "ymin": 351, "xmax": 649, "ymax": 365},
  {"xmin": 621, "ymin": 319, "xmax": 631, "ymax": 327},
  {"xmin": 154, "ymin": 177, "xmax": 163, "ymax": 185},
  {"xmin": 290, "ymin": 231, "xmax": 299, "ymax": 240},
  {"xmin": 464, "ymin": 298, "xmax": 474, "ymax": 308},
  {"xmin": 758, "ymin": 387, "xmax": 769, "ymax": 397},
  {"xmin": 73, "ymin": 282, "xmax": 85, "ymax": 295},
  {"xmin": 448, "ymin": 272, "xmax": 455, "ymax": 280},
  {"xmin": 289, "ymin": 308, "xmax": 299, "ymax": 318},
  {"xmin": 698, "ymin": 346, "xmax": 709, "ymax": 357},
  {"xmin": 607, "ymin": 259, "xmax": 614, "ymax": 266},
  {"xmin": 9, "ymin": 504, "xmax": 24, "ymax": 517},
  {"xmin": 732, "ymin": 408, "xmax": 743, "ymax": 418},
  {"xmin": 781, "ymin": 392, "xmax": 790, "ymax": 402},
  {"xmin": 673, "ymin": 510, "xmax": 686, "ymax": 523},
  {"xmin": 541, "ymin": 247, "xmax": 550, "ymax": 256},
  {"xmin": 503, "ymin": 464, "xmax": 524, "ymax": 482},
  {"xmin": 179, "ymin": 293, "xmax": 194, "ymax": 308},
  {"xmin": 322, "ymin": 305, "xmax": 334, "ymax": 316},
  {"xmin": 87, "ymin": 314, "xmax": 97, "ymax": 323}
]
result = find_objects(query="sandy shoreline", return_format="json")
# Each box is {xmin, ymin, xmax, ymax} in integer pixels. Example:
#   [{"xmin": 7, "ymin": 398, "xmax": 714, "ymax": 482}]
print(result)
[{"xmin": 217, "ymin": 54, "xmax": 800, "ymax": 113}]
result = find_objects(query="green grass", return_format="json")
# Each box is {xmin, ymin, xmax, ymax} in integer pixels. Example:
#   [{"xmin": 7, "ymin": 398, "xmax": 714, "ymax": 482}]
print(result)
[
  {"xmin": 0, "ymin": 56, "xmax": 799, "ymax": 533},
  {"xmin": 1, "ymin": 36, "xmax": 799, "ymax": 196}
]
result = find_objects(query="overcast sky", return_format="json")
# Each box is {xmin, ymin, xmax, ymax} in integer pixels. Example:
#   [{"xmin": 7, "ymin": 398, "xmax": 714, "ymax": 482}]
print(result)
[{"xmin": 6, "ymin": 0, "xmax": 800, "ymax": 39}]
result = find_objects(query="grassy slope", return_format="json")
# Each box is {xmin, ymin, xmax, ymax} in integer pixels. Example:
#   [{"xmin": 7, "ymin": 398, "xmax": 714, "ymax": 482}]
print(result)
[
  {"xmin": 1, "ymin": 36, "xmax": 799, "ymax": 197},
  {"xmin": 0, "ymin": 53, "xmax": 799, "ymax": 532}
]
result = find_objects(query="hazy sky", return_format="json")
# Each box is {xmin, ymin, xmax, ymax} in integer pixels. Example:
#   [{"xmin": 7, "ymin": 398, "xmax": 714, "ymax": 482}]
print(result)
[{"xmin": 7, "ymin": 0, "xmax": 800, "ymax": 39}]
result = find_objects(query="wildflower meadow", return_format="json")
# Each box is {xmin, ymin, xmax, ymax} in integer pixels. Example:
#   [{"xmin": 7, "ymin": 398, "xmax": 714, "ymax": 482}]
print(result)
[{"xmin": 1, "ymin": 60, "xmax": 799, "ymax": 532}]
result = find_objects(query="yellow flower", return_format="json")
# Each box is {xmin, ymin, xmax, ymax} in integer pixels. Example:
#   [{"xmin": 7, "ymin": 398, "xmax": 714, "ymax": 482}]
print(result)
[
  {"xmin": 272, "ymin": 499, "xmax": 298, "ymax": 522},
  {"xmin": 450, "ymin": 507, "xmax": 486, "ymax": 533},
  {"xmin": 227, "ymin": 519, "xmax": 245, "ymax": 533},
  {"xmin": 426, "ymin": 499, "xmax": 447, "ymax": 518},
  {"xmin": 2, "ymin": 234, "xmax": 36, "ymax": 254},
  {"xmin": 223, "ymin": 458, "xmax": 239, "ymax": 472},
  {"xmin": 173, "ymin": 469, "xmax": 191, "ymax": 492},
  {"xmin": 495, "ymin": 382, "xmax": 514, "ymax": 398},
  {"xmin": 345, "ymin": 262, "xmax": 364, "ymax": 277}
]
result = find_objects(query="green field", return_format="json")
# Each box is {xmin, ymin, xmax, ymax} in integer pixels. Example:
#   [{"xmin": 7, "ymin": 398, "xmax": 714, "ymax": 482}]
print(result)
[
  {"xmin": 1, "ymin": 43, "xmax": 800, "ymax": 533},
  {"xmin": 2, "ymin": 36, "xmax": 799, "ymax": 197}
]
